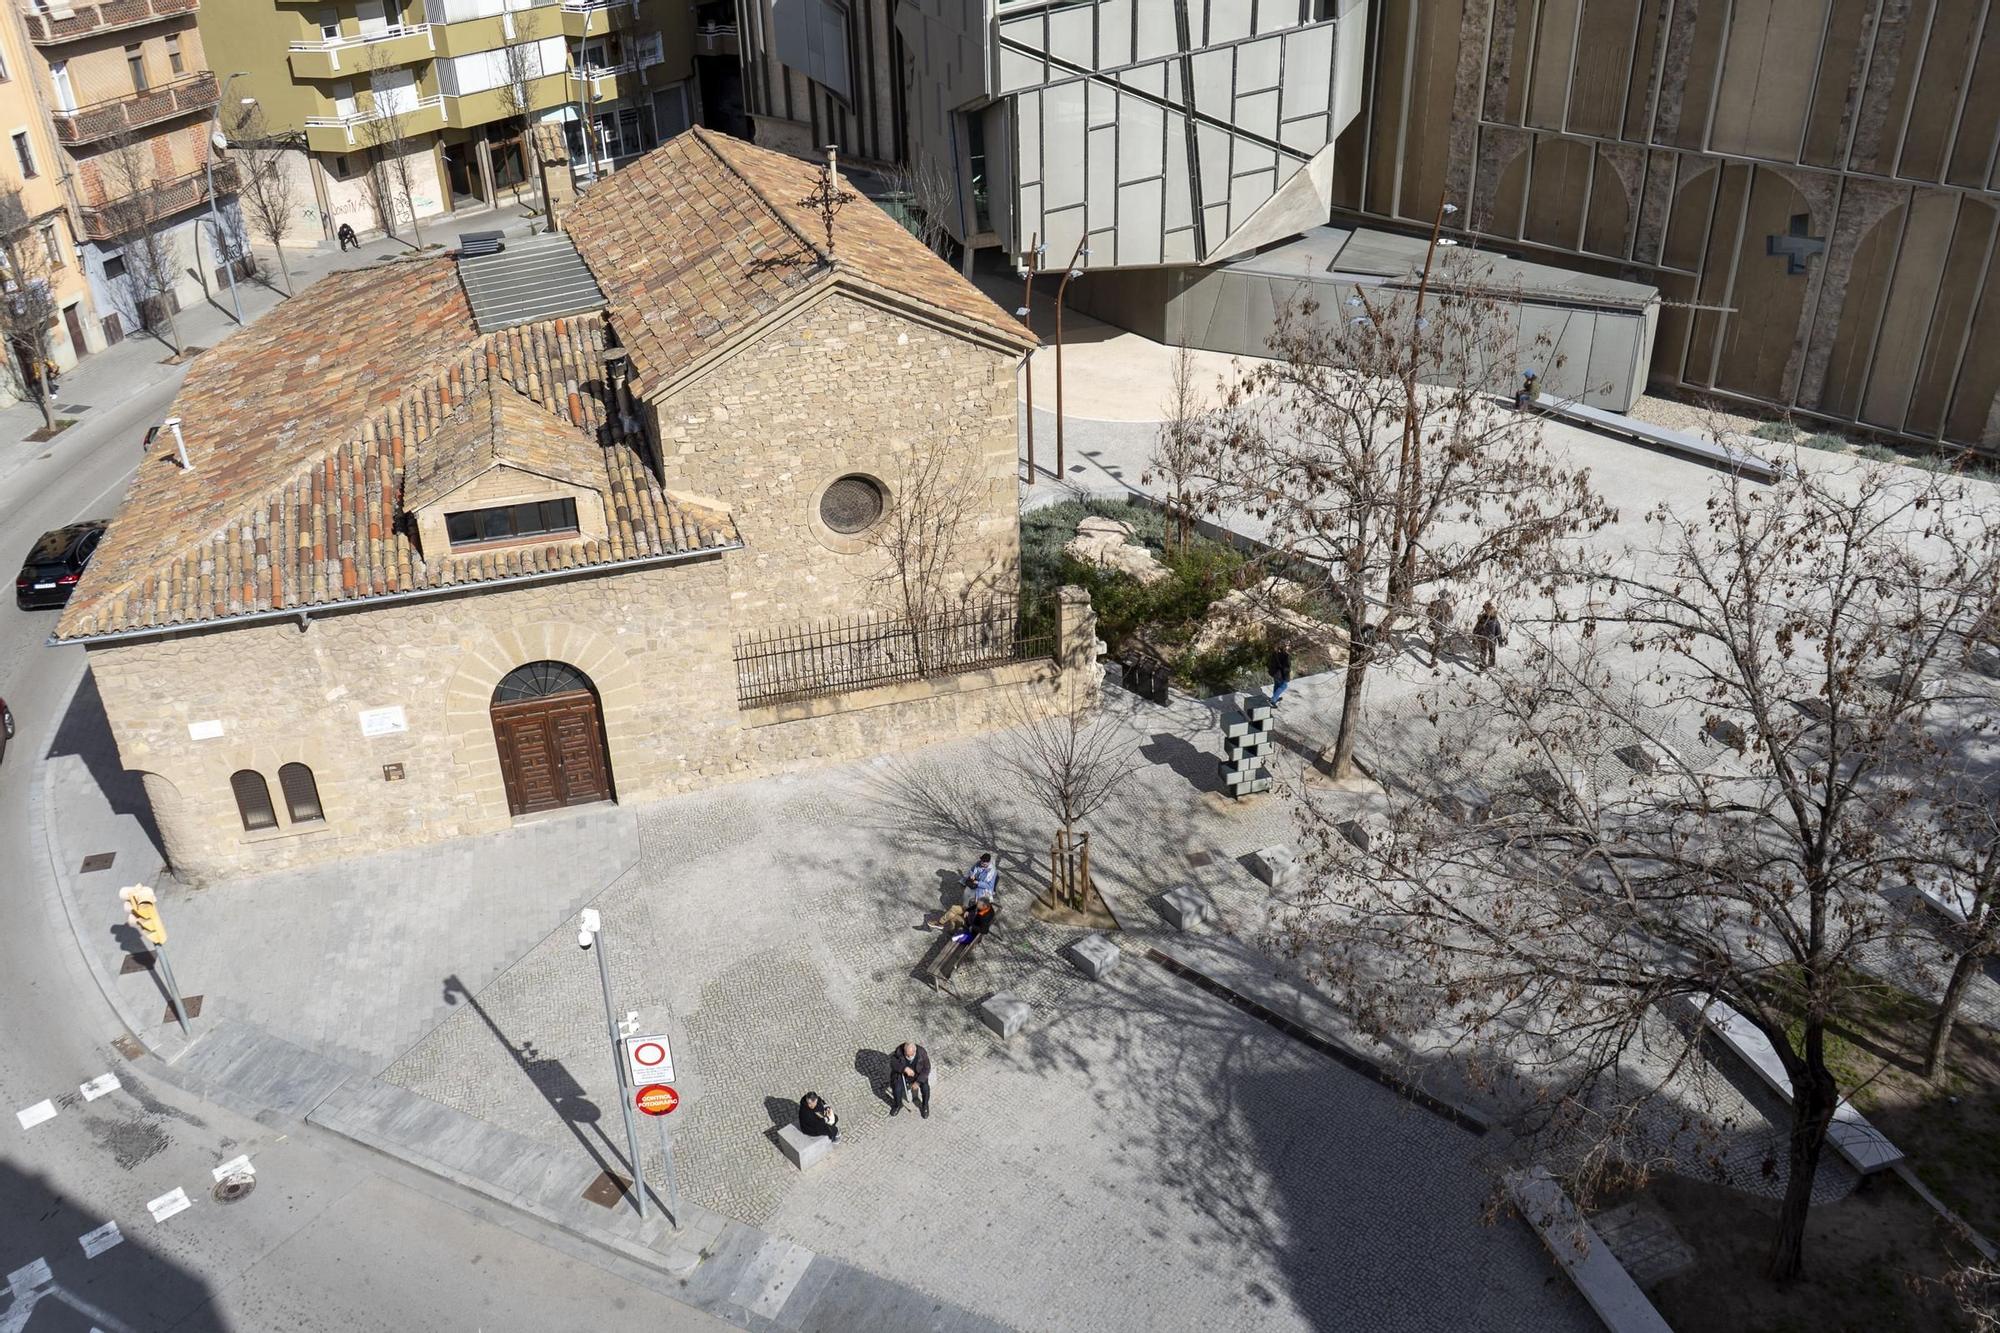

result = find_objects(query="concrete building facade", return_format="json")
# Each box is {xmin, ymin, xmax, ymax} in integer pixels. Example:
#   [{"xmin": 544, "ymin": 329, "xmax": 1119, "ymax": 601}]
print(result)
[
  {"xmin": 12, "ymin": 0, "xmax": 241, "ymax": 346},
  {"xmin": 199, "ymin": 0, "xmax": 709, "ymax": 244},
  {"xmin": 54, "ymin": 130, "xmax": 1090, "ymax": 884}
]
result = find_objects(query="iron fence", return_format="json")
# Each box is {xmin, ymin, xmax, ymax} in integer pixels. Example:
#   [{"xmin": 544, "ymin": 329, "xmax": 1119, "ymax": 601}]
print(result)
[{"xmin": 733, "ymin": 597, "xmax": 1055, "ymax": 708}]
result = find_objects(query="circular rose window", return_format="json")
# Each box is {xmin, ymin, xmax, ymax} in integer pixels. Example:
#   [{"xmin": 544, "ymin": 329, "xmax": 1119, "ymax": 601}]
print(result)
[{"xmin": 819, "ymin": 474, "xmax": 887, "ymax": 534}]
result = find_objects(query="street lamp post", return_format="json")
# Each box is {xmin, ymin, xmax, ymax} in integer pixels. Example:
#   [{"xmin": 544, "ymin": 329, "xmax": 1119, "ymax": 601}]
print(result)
[
  {"xmin": 206, "ymin": 73, "xmax": 250, "ymax": 324},
  {"xmin": 1052, "ymin": 237, "xmax": 1089, "ymax": 481},
  {"xmin": 577, "ymin": 909, "xmax": 646, "ymax": 1218},
  {"xmin": 1014, "ymin": 233, "xmax": 1042, "ymax": 483}
]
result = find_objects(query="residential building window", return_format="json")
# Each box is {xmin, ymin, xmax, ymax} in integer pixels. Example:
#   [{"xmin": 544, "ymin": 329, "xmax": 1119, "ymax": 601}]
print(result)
[
  {"xmin": 819, "ymin": 474, "xmax": 886, "ymax": 533},
  {"xmin": 126, "ymin": 44, "xmax": 148, "ymax": 94},
  {"xmin": 0, "ymin": 45, "xmax": 11, "ymax": 81},
  {"xmin": 230, "ymin": 769, "xmax": 278, "ymax": 832},
  {"xmin": 278, "ymin": 762, "xmax": 324, "ymax": 823},
  {"xmin": 317, "ymin": 8, "xmax": 339, "ymax": 39},
  {"xmin": 40, "ymin": 222, "xmax": 61, "ymax": 267},
  {"xmin": 103, "ymin": 254, "xmax": 127, "ymax": 282},
  {"xmin": 444, "ymin": 497, "xmax": 579, "ymax": 547},
  {"xmin": 166, "ymin": 34, "xmax": 184, "ymax": 76},
  {"xmin": 49, "ymin": 62, "xmax": 73, "ymax": 112},
  {"xmin": 12, "ymin": 133, "xmax": 35, "ymax": 179}
]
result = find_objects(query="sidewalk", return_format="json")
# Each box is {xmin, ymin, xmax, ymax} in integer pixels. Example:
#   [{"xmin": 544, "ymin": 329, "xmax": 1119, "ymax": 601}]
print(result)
[{"xmin": 0, "ymin": 198, "xmax": 545, "ymax": 490}]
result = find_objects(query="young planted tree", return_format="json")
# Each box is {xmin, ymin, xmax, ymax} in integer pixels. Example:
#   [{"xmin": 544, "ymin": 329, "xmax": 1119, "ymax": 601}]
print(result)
[
  {"xmin": 884, "ymin": 150, "xmax": 957, "ymax": 257},
  {"xmin": 229, "ymin": 108, "xmax": 302, "ymax": 296},
  {"xmin": 1192, "ymin": 246, "xmax": 1612, "ymax": 778},
  {"xmin": 95, "ymin": 132, "xmax": 182, "ymax": 354},
  {"xmin": 495, "ymin": 39, "xmax": 542, "ymax": 210},
  {"xmin": 1001, "ymin": 673, "xmax": 1132, "ymax": 911},
  {"xmin": 1285, "ymin": 463, "xmax": 1998, "ymax": 1280},
  {"xmin": 1145, "ymin": 338, "xmax": 1206, "ymax": 555},
  {"xmin": 0, "ymin": 190, "xmax": 62, "ymax": 428},
  {"xmin": 1916, "ymin": 783, "xmax": 2000, "ymax": 1078},
  {"xmin": 360, "ymin": 57, "xmax": 425, "ymax": 247}
]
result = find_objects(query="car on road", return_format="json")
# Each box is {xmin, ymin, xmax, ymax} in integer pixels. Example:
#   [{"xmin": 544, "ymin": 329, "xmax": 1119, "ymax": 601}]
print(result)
[{"xmin": 14, "ymin": 520, "xmax": 105, "ymax": 610}]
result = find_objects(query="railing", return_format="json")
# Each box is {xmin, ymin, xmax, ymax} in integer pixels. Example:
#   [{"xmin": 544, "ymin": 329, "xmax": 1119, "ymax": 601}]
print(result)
[
  {"xmin": 304, "ymin": 93, "xmax": 445, "ymax": 144},
  {"xmin": 20, "ymin": 0, "xmax": 196, "ymax": 44},
  {"xmin": 733, "ymin": 598, "xmax": 1054, "ymax": 709},
  {"xmin": 287, "ymin": 22, "xmax": 433, "ymax": 70},
  {"xmin": 560, "ymin": 0, "xmax": 636, "ymax": 11},
  {"xmin": 77, "ymin": 160, "xmax": 234, "ymax": 240},
  {"xmin": 50, "ymin": 69, "xmax": 215, "ymax": 145}
]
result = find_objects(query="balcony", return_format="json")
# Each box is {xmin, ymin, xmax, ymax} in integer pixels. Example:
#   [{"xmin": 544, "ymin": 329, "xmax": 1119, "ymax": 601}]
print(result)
[
  {"xmin": 561, "ymin": 0, "xmax": 636, "ymax": 38},
  {"xmin": 303, "ymin": 93, "xmax": 447, "ymax": 152},
  {"xmin": 78, "ymin": 160, "xmax": 233, "ymax": 241},
  {"xmin": 569, "ymin": 58, "xmax": 639, "ymax": 103},
  {"xmin": 51, "ymin": 70, "xmax": 216, "ymax": 147},
  {"xmin": 20, "ymin": 0, "xmax": 196, "ymax": 45},
  {"xmin": 695, "ymin": 18, "xmax": 737, "ymax": 56},
  {"xmin": 287, "ymin": 23, "xmax": 434, "ymax": 79}
]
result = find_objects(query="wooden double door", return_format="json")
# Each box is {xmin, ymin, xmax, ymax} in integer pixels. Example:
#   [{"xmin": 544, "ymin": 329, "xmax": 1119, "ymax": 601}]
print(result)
[{"xmin": 492, "ymin": 690, "xmax": 614, "ymax": 816}]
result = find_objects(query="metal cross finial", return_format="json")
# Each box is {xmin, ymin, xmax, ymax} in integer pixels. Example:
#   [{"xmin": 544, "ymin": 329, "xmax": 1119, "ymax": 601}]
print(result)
[{"xmin": 797, "ymin": 144, "xmax": 855, "ymax": 263}]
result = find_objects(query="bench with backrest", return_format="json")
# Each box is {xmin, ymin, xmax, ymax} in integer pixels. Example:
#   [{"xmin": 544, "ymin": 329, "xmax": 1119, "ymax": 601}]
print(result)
[{"xmin": 1680, "ymin": 996, "xmax": 1905, "ymax": 1174}]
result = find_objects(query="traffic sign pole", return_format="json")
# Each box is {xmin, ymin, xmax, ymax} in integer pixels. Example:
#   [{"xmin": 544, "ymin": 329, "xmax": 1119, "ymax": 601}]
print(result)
[
  {"xmin": 590, "ymin": 928, "xmax": 646, "ymax": 1220},
  {"xmin": 656, "ymin": 1116, "xmax": 680, "ymax": 1228}
]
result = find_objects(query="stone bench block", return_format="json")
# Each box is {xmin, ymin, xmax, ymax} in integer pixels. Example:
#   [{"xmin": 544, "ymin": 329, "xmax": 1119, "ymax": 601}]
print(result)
[
  {"xmin": 976, "ymin": 992, "xmax": 1031, "ymax": 1039},
  {"xmin": 777, "ymin": 1123, "xmax": 832, "ymax": 1170},
  {"xmin": 1248, "ymin": 846, "xmax": 1295, "ymax": 887},
  {"xmin": 1154, "ymin": 887, "xmax": 1211, "ymax": 930},
  {"xmin": 1063, "ymin": 933, "xmax": 1121, "ymax": 980}
]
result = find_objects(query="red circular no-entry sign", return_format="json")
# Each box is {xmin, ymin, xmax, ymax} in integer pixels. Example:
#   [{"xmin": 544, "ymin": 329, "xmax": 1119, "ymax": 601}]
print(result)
[{"xmin": 636, "ymin": 1083, "xmax": 679, "ymax": 1116}]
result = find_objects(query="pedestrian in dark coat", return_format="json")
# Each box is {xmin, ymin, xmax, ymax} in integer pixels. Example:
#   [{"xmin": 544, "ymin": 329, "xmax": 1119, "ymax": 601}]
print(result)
[
  {"xmin": 798, "ymin": 1091, "xmax": 839, "ymax": 1142},
  {"xmin": 1472, "ymin": 601, "xmax": 1505, "ymax": 670},
  {"xmin": 936, "ymin": 897, "xmax": 997, "ymax": 985},
  {"xmin": 1267, "ymin": 644, "xmax": 1292, "ymax": 705},
  {"xmin": 337, "ymin": 222, "xmax": 360, "ymax": 251},
  {"xmin": 888, "ymin": 1041, "xmax": 932, "ymax": 1117}
]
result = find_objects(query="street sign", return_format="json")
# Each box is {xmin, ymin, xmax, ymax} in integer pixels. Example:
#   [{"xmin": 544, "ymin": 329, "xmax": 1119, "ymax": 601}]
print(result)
[
  {"xmin": 635, "ymin": 1083, "xmax": 679, "ymax": 1116},
  {"xmin": 624, "ymin": 1032, "xmax": 674, "ymax": 1085}
]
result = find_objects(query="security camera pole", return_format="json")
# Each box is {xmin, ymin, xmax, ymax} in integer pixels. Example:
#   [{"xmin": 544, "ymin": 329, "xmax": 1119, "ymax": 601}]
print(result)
[
  {"xmin": 1052, "ymin": 236, "xmax": 1090, "ymax": 480},
  {"xmin": 120, "ymin": 886, "xmax": 189, "ymax": 1036},
  {"xmin": 578, "ymin": 908, "xmax": 646, "ymax": 1217}
]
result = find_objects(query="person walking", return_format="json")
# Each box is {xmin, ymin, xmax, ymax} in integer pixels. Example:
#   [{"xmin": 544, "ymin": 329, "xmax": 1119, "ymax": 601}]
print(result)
[
  {"xmin": 936, "ymin": 896, "xmax": 997, "ymax": 987},
  {"xmin": 888, "ymin": 1040, "xmax": 932, "ymax": 1118},
  {"xmin": 962, "ymin": 852, "xmax": 997, "ymax": 907},
  {"xmin": 337, "ymin": 221, "xmax": 360, "ymax": 252},
  {"xmin": 1267, "ymin": 643, "xmax": 1293, "ymax": 706},
  {"xmin": 797, "ymin": 1091, "xmax": 839, "ymax": 1143},
  {"xmin": 1426, "ymin": 591, "xmax": 1455, "ymax": 666},
  {"xmin": 1472, "ymin": 601, "xmax": 1505, "ymax": 670}
]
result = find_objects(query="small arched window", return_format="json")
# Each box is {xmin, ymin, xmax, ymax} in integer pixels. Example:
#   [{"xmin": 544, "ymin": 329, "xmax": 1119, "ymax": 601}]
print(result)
[
  {"xmin": 278, "ymin": 762, "xmax": 324, "ymax": 824},
  {"xmin": 230, "ymin": 769, "xmax": 277, "ymax": 832}
]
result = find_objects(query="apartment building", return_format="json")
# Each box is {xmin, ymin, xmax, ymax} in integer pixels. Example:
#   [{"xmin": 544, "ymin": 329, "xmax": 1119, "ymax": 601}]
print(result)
[
  {"xmin": 202, "ymin": 0, "xmax": 705, "ymax": 243},
  {"xmin": 12, "ymin": 0, "xmax": 238, "ymax": 345},
  {"xmin": 0, "ymin": 1, "xmax": 100, "ymax": 394}
]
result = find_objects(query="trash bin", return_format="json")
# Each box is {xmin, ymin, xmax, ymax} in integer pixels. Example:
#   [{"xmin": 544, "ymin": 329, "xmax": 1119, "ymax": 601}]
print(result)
[{"xmin": 1124, "ymin": 656, "xmax": 1171, "ymax": 705}]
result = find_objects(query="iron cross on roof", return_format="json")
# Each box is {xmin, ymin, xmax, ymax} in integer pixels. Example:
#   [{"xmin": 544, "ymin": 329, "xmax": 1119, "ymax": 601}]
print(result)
[
  {"xmin": 797, "ymin": 145, "xmax": 856, "ymax": 263},
  {"xmin": 1766, "ymin": 213, "xmax": 1826, "ymax": 276}
]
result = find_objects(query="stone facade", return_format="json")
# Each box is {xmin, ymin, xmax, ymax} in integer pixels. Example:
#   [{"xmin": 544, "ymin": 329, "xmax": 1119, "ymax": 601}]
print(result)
[{"xmin": 651, "ymin": 289, "xmax": 1023, "ymax": 630}]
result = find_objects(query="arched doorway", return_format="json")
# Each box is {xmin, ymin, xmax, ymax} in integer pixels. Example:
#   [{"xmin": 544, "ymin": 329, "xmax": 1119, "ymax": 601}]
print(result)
[{"xmin": 490, "ymin": 661, "xmax": 615, "ymax": 817}]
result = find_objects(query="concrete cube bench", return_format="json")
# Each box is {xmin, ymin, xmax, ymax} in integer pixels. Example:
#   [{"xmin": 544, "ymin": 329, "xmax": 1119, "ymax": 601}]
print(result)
[
  {"xmin": 1154, "ymin": 887, "xmax": 1211, "ymax": 930},
  {"xmin": 776, "ymin": 1123, "xmax": 833, "ymax": 1170},
  {"xmin": 1063, "ymin": 933, "xmax": 1122, "ymax": 980},
  {"xmin": 1248, "ymin": 846, "xmax": 1295, "ymax": 887},
  {"xmin": 976, "ymin": 992, "xmax": 1031, "ymax": 1039}
]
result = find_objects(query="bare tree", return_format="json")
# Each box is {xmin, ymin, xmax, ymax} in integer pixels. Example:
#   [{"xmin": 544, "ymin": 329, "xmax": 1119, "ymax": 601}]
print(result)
[
  {"xmin": 869, "ymin": 437, "xmax": 990, "ymax": 674},
  {"xmin": 883, "ymin": 150, "xmax": 956, "ymax": 257},
  {"xmin": 1001, "ymin": 673, "xmax": 1132, "ymax": 910},
  {"xmin": 1916, "ymin": 781, "xmax": 2000, "ymax": 1077},
  {"xmin": 494, "ymin": 39, "xmax": 542, "ymax": 211},
  {"xmin": 360, "ymin": 55, "xmax": 426, "ymax": 248},
  {"xmin": 1192, "ymin": 248, "xmax": 1613, "ymax": 779},
  {"xmin": 1284, "ymin": 463, "xmax": 1999, "ymax": 1280},
  {"xmin": 0, "ymin": 190, "xmax": 62, "ymax": 428},
  {"xmin": 95, "ymin": 132, "xmax": 182, "ymax": 354},
  {"xmin": 228, "ymin": 107, "xmax": 302, "ymax": 296},
  {"xmin": 1145, "ymin": 338, "xmax": 1207, "ymax": 555}
]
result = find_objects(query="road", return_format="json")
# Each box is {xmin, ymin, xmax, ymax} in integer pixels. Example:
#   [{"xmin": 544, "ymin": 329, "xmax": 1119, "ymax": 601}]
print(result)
[{"xmin": 0, "ymin": 368, "xmax": 734, "ymax": 1331}]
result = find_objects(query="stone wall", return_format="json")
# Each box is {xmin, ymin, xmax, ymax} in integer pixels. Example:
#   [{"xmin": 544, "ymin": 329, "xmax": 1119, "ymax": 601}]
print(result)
[
  {"xmin": 649, "ymin": 289, "xmax": 1023, "ymax": 632},
  {"xmin": 88, "ymin": 560, "xmax": 1099, "ymax": 884}
]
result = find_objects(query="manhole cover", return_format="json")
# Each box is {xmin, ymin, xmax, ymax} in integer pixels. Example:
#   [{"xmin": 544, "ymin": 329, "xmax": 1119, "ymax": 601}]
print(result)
[
  {"xmin": 211, "ymin": 1174, "xmax": 255, "ymax": 1204},
  {"xmin": 80, "ymin": 852, "xmax": 116, "ymax": 873},
  {"xmin": 163, "ymin": 995, "xmax": 204, "ymax": 1023},
  {"xmin": 581, "ymin": 1171, "xmax": 632, "ymax": 1209}
]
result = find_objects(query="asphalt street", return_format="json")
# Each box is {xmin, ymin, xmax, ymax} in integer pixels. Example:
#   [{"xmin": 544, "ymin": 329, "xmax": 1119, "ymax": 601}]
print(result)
[{"xmin": 0, "ymin": 352, "xmax": 734, "ymax": 1331}]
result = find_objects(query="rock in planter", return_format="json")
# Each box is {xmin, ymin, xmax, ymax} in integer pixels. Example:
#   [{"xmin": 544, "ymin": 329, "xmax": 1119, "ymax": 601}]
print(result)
[
  {"xmin": 1065, "ymin": 516, "xmax": 1170, "ymax": 585},
  {"xmin": 1063, "ymin": 933, "xmax": 1122, "ymax": 980},
  {"xmin": 1187, "ymin": 576, "xmax": 1347, "ymax": 672}
]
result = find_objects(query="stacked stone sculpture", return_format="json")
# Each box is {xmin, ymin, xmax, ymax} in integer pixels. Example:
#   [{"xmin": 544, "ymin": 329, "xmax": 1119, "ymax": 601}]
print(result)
[{"xmin": 1219, "ymin": 692, "xmax": 1273, "ymax": 798}]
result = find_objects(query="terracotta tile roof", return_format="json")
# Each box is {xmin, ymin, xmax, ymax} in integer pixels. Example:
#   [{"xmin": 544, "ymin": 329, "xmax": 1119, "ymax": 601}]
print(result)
[
  {"xmin": 403, "ymin": 378, "xmax": 607, "ymax": 512},
  {"xmin": 55, "ymin": 264, "xmax": 738, "ymax": 642},
  {"xmin": 564, "ymin": 127, "xmax": 1034, "ymax": 393}
]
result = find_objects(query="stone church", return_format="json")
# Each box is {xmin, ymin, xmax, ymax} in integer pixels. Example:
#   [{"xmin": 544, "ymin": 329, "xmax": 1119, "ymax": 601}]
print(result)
[{"xmin": 56, "ymin": 129, "xmax": 1094, "ymax": 883}]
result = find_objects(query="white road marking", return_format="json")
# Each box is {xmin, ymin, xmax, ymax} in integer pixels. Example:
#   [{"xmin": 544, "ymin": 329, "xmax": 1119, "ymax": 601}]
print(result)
[
  {"xmin": 211, "ymin": 1154, "xmax": 254, "ymax": 1181},
  {"xmin": 79, "ymin": 1074, "xmax": 120, "ymax": 1102},
  {"xmin": 77, "ymin": 1221, "xmax": 122, "ymax": 1259},
  {"xmin": 14, "ymin": 1100, "xmax": 55, "ymax": 1130},
  {"xmin": 5, "ymin": 1258, "xmax": 51, "ymax": 1297},
  {"xmin": 145, "ymin": 1187, "xmax": 191, "ymax": 1223}
]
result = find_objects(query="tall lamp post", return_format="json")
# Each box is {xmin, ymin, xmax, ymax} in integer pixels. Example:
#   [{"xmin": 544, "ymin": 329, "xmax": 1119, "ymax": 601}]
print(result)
[
  {"xmin": 1014, "ymin": 233, "xmax": 1042, "ymax": 482},
  {"xmin": 577, "ymin": 908, "xmax": 647, "ymax": 1218},
  {"xmin": 206, "ymin": 72, "xmax": 251, "ymax": 324},
  {"xmin": 1052, "ymin": 237, "xmax": 1089, "ymax": 481}
]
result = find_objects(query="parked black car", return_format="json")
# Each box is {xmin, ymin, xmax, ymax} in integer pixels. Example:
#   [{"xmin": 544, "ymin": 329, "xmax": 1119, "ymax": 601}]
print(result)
[{"xmin": 15, "ymin": 521, "xmax": 105, "ymax": 610}]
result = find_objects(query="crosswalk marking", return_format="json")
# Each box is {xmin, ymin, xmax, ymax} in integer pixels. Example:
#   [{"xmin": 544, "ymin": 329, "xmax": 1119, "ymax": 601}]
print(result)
[
  {"xmin": 78, "ymin": 1221, "xmax": 123, "ymax": 1259},
  {"xmin": 211, "ymin": 1154, "xmax": 254, "ymax": 1181},
  {"xmin": 145, "ymin": 1187, "xmax": 190, "ymax": 1223},
  {"xmin": 79, "ymin": 1074, "xmax": 120, "ymax": 1102},
  {"xmin": 14, "ymin": 1100, "xmax": 56, "ymax": 1130}
]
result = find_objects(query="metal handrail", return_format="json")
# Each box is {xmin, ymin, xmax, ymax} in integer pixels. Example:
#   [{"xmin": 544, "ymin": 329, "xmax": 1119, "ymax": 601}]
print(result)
[{"xmin": 287, "ymin": 22, "xmax": 431, "ymax": 51}]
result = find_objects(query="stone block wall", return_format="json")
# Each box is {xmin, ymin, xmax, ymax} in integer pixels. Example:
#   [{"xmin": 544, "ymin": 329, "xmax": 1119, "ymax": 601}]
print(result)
[{"xmin": 650, "ymin": 290, "xmax": 1023, "ymax": 632}]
